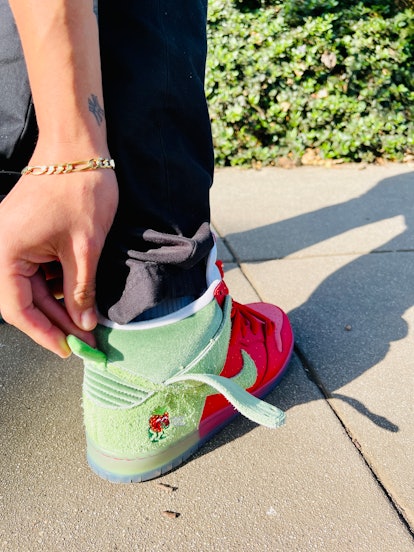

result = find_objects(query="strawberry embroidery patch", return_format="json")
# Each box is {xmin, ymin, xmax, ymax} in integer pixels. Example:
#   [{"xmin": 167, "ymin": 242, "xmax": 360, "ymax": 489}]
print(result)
[{"xmin": 148, "ymin": 409, "xmax": 170, "ymax": 442}]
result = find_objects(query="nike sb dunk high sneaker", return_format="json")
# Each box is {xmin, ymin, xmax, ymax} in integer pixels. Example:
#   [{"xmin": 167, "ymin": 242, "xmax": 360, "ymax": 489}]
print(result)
[{"xmin": 68, "ymin": 246, "xmax": 294, "ymax": 483}]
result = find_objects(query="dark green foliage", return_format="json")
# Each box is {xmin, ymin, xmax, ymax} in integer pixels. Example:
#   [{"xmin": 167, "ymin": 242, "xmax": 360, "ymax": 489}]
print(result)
[{"xmin": 206, "ymin": 0, "xmax": 414, "ymax": 165}]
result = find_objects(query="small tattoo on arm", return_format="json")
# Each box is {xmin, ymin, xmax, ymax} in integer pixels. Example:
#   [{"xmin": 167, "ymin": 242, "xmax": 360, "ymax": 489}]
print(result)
[{"xmin": 88, "ymin": 94, "xmax": 105, "ymax": 126}]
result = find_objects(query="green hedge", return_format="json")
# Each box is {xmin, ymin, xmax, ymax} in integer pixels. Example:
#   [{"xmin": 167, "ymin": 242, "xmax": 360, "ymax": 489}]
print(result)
[{"xmin": 206, "ymin": 0, "xmax": 414, "ymax": 165}]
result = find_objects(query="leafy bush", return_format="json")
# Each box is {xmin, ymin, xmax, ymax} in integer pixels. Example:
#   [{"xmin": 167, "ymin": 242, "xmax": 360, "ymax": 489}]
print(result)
[{"xmin": 206, "ymin": 0, "xmax": 414, "ymax": 165}]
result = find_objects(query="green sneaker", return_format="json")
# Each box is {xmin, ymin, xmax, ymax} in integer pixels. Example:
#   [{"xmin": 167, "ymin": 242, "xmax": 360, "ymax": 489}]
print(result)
[{"xmin": 68, "ymin": 248, "xmax": 293, "ymax": 483}]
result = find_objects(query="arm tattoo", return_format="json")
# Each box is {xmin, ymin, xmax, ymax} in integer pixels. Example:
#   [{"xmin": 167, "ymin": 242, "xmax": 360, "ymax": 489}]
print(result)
[{"xmin": 88, "ymin": 94, "xmax": 105, "ymax": 126}]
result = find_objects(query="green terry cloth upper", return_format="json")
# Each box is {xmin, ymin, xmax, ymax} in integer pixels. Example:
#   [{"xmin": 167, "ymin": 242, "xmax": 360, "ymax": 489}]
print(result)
[
  {"xmin": 94, "ymin": 298, "xmax": 224, "ymax": 384},
  {"xmin": 68, "ymin": 296, "xmax": 285, "ymax": 458}
]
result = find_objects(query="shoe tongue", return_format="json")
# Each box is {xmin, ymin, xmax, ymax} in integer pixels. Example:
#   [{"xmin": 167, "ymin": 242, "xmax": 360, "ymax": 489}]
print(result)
[{"xmin": 94, "ymin": 299, "xmax": 223, "ymax": 384}]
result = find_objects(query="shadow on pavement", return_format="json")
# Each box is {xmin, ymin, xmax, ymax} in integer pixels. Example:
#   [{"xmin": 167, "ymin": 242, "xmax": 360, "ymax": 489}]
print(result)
[{"xmin": 219, "ymin": 170, "xmax": 414, "ymax": 440}]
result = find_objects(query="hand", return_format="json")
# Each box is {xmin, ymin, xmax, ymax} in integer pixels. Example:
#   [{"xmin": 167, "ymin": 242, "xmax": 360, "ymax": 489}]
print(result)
[{"xmin": 0, "ymin": 167, "xmax": 119, "ymax": 357}]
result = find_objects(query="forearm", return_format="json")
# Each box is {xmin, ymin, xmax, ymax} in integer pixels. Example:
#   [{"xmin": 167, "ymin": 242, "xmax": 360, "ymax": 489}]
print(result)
[
  {"xmin": 8, "ymin": 0, "xmax": 108, "ymax": 158},
  {"xmin": 0, "ymin": 0, "xmax": 118, "ymax": 356}
]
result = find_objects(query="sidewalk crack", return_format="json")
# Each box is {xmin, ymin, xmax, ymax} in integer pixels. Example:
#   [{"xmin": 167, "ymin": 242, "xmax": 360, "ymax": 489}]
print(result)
[{"xmin": 294, "ymin": 344, "xmax": 414, "ymax": 539}]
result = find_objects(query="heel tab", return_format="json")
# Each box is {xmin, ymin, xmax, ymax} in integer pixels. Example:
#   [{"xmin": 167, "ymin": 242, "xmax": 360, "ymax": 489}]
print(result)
[{"xmin": 67, "ymin": 335, "xmax": 107, "ymax": 364}]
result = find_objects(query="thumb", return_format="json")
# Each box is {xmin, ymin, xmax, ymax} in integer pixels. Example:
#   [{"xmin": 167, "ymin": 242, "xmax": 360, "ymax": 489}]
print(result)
[{"xmin": 61, "ymin": 241, "xmax": 99, "ymax": 332}]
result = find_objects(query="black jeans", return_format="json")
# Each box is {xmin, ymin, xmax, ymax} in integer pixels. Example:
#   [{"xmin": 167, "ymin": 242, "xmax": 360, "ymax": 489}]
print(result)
[{"xmin": 0, "ymin": 0, "xmax": 214, "ymax": 324}]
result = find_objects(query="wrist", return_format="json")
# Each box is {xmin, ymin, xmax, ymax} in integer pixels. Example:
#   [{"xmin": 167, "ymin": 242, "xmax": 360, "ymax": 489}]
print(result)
[
  {"xmin": 30, "ymin": 138, "xmax": 111, "ymax": 167},
  {"xmin": 36, "ymin": 111, "xmax": 107, "ymax": 149},
  {"xmin": 22, "ymin": 157, "xmax": 115, "ymax": 176}
]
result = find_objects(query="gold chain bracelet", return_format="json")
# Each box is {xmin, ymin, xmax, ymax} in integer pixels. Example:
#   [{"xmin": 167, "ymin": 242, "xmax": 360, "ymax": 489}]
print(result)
[{"xmin": 21, "ymin": 157, "xmax": 115, "ymax": 176}]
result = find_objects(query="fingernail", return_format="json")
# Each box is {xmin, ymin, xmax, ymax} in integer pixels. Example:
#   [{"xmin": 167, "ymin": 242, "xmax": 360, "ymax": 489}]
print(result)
[
  {"xmin": 80, "ymin": 308, "xmax": 97, "ymax": 331},
  {"xmin": 59, "ymin": 339, "xmax": 72, "ymax": 358}
]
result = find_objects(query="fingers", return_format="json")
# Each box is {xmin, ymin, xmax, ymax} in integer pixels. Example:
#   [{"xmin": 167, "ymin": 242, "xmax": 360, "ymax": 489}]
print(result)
[
  {"xmin": 0, "ymin": 267, "xmax": 96, "ymax": 356},
  {"xmin": 61, "ymin": 238, "xmax": 100, "ymax": 332},
  {"xmin": 41, "ymin": 261, "xmax": 63, "ymax": 298},
  {"xmin": 0, "ymin": 271, "xmax": 72, "ymax": 357},
  {"xmin": 31, "ymin": 271, "xmax": 96, "ymax": 348}
]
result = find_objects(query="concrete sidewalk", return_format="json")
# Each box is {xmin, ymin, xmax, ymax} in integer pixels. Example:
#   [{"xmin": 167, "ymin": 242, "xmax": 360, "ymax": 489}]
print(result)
[{"xmin": 1, "ymin": 164, "xmax": 414, "ymax": 551}]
